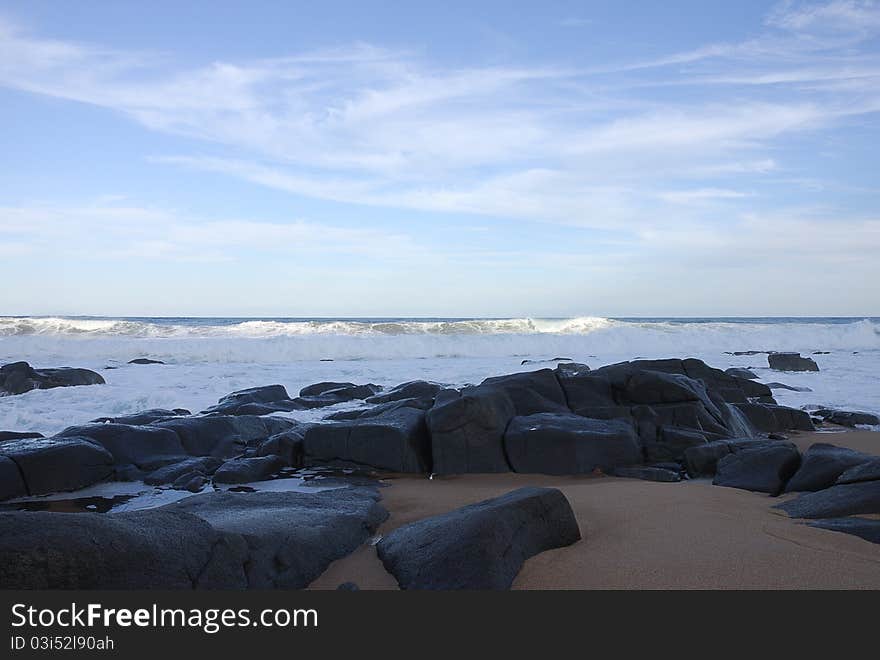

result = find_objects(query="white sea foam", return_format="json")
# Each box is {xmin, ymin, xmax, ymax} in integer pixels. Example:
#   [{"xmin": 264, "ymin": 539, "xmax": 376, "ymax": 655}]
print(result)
[{"xmin": 1, "ymin": 316, "xmax": 878, "ymax": 435}]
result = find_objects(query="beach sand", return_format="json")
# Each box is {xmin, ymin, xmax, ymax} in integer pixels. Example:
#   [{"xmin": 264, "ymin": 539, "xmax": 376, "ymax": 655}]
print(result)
[{"xmin": 309, "ymin": 429, "xmax": 880, "ymax": 589}]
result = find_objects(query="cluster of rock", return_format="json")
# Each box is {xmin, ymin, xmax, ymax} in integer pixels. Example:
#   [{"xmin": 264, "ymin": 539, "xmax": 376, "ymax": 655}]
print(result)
[{"xmin": 0, "ymin": 361, "xmax": 104, "ymax": 395}]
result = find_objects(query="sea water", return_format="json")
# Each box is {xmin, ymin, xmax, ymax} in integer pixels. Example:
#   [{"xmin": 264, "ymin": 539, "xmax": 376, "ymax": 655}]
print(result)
[{"xmin": 1, "ymin": 316, "xmax": 878, "ymax": 436}]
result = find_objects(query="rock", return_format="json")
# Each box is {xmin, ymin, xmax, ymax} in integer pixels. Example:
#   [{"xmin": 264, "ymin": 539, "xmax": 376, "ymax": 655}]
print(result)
[
  {"xmin": 172, "ymin": 473, "xmax": 207, "ymax": 492},
  {"xmin": 725, "ymin": 367, "xmax": 758, "ymax": 379},
  {"xmin": 303, "ymin": 407, "xmax": 431, "ymax": 472},
  {"xmin": 252, "ymin": 425, "xmax": 310, "ymax": 467},
  {"xmin": 774, "ymin": 481, "xmax": 880, "ymax": 518},
  {"xmin": 202, "ymin": 384, "xmax": 297, "ymax": 415},
  {"xmin": 642, "ymin": 427, "xmax": 707, "ymax": 463},
  {"xmin": 683, "ymin": 438, "xmax": 781, "ymax": 476},
  {"xmin": 0, "ymin": 437, "xmax": 114, "ymax": 497},
  {"xmin": 836, "ymin": 459, "xmax": 880, "ymax": 485},
  {"xmin": 480, "ymin": 369, "xmax": 569, "ymax": 415},
  {"xmin": 0, "ymin": 508, "xmax": 246, "ymax": 589},
  {"xmin": 294, "ymin": 383, "xmax": 382, "ymax": 409},
  {"xmin": 0, "ymin": 431, "xmax": 43, "ymax": 441},
  {"xmin": 766, "ymin": 382, "xmax": 813, "ymax": 392},
  {"xmin": 166, "ymin": 489, "xmax": 388, "ymax": 588},
  {"xmin": 785, "ymin": 443, "xmax": 874, "ymax": 492},
  {"xmin": 0, "ymin": 361, "xmax": 105, "ymax": 395},
  {"xmin": 713, "ymin": 443, "xmax": 800, "ymax": 494},
  {"xmin": 325, "ymin": 397, "xmax": 434, "ymax": 421},
  {"xmin": 56, "ymin": 423, "xmax": 186, "ymax": 468},
  {"xmin": 336, "ymin": 582, "xmax": 360, "ymax": 591},
  {"xmin": 554, "ymin": 362, "xmax": 591, "ymax": 378},
  {"xmin": 90, "ymin": 409, "xmax": 191, "ymax": 426},
  {"xmin": 768, "ymin": 352, "xmax": 819, "ymax": 372},
  {"xmin": 300, "ymin": 382, "xmax": 356, "ymax": 397},
  {"xmin": 426, "ymin": 386, "xmax": 515, "ymax": 474},
  {"xmin": 213, "ymin": 456, "xmax": 286, "ymax": 483},
  {"xmin": 154, "ymin": 415, "xmax": 295, "ymax": 458},
  {"xmin": 813, "ymin": 409, "xmax": 880, "ymax": 427},
  {"xmin": 504, "ymin": 413, "xmax": 641, "ymax": 475},
  {"xmin": 733, "ymin": 403, "xmax": 814, "ymax": 432},
  {"xmin": 808, "ymin": 518, "xmax": 880, "ymax": 544},
  {"xmin": 609, "ymin": 466, "xmax": 681, "ymax": 482},
  {"xmin": 376, "ymin": 487, "xmax": 580, "ymax": 590},
  {"xmin": 144, "ymin": 456, "xmax": 223, "ymax": 486},
  {"xmin": 128, "ymin": 358, "xmax": 165, "ymax": 365},
  {"xmin": 365, "ymin": 380, "xmax": 443, "ymax": 405}
]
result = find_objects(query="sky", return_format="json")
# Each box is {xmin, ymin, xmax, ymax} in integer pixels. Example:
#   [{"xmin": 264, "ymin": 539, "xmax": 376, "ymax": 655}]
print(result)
[{"xmin": 0, "ymin": 0, "xmax": 878, "ymax": 317}]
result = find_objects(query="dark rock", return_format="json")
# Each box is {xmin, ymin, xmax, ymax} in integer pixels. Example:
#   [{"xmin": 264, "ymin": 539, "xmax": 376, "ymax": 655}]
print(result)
[
  {"xmin": 377, "ymin": 487, "xmax": 580, "ymax": 590},
  {"xmin": 768, "ymin": 352, "xmax": 819, "ymax": 372},
  {"xmin": 154, "ymin": 415, "xmax": 295, "ymax": 458},
  {"xmin": 202, "ymin": 384, "xmax": 297, "ymax": 415},
  {"xmin": 0, "ymin": 509, "xmax": 246, "ymax": 589},
  {"xmin": 504, "ymin": 413, "xmax": 640, "ymax": 475},
  {"xmin": 684, "ymin": 438, "xmax": 788, "ymax": 477},
  {"xmin": 337, "ymin": 582, "xmax": 360, "ymax": 591},
  {"xmin": 554, "ymin": 362, "xmax": 591, "ymax": 378},
  {"xmin": 609, "ymin": 466, "xmax": 681, "ymax": 482},
  {"xmin": 166, "ymin": 489, "xmax": 388, "ymax": 588},
  {"xmin": 775, "ymin": 481, "xmax": 880, "ymax": 518},
  {"xmin": 808, "ymin": 518, "xmax": 880, "ymax": 544},
  {"xmin": 214, "ymin": 456, "xmax": 285, "ymax": 484},
  {"xmin": 0, "ymin": 361, "xmax": 105, "ymax": 395},
  {"xmin": 144, "ymin": 456, "xmax": 223, "ymax": 486},
  {"xmin": 128, "ymin": 358, "xmax": 164, "ymax": 365},
  {"xmin": 365, "ymin": 381, "xmax": 443, "ymax": 405},
  {"xmin": 813, "ymin": 409, "xmax": 880, "ymax": 427},
  {"xmin": 767, "ymin": 382, "xmax": 813, "ymax": 392},
  {"xmin": 56, "ymin": 423, "xmax": 186, "ymax": 467},
  {"xmin": 642, "ymin": 427, "xmax": 707, "ymax": 463},
  {"xmin": 90, "ymin": 409, "xmax": 191, "ymax": 426},
  {"xmin": 0, "ymin": 437, "xmax": 114, "ymax": 497},
  {"xmin": 300, "ymin": 382, "xmax": 356, "ymax": 397},
  {"xmin": 785, "ymin": 443, "xmax": 874, "ymax": 492},
  {"xmin": 725, "ymin": 367, "xmax": 758, "ymax": 379},
  {"xmin": 426, "ymin": 386, "xmax": 515, "ymax": 474},
  {"xmin": 812, "ymin": 351, "xmax": 831, "ymax": 355},
  {"xmin": 0, "ymin": 431, "xmax": 43, "ymax": 441},
  {"xmin": 836, "ymin": 459, "xmax": 880, "ymax": 485},
  {"xmin": 294, "ymin": 383, "xmax": 382, "ymax": 409},
  {"xmin": 172, "ymin": 473, "xmax": 207, "ymax": 492},
  {"xmin": 252, "ymin": 425, "xmax": 310, "ymax": 467},
  {"xmin": 713, "ymin": 443, "xmax": 800, "ymax": 494},
  {"xmin": 0, "ymin": 456, "xmax": 28, "ymax": 500},
  {"xmin": 734, "ymin": 403, "xmax": 814, "ymax": 432},
  {"xmin": 325, "ymin": 397, "xmax": 434, "ymax": 421},
  {"xmin": 725, "ymin": 351, "xmax": 770, "ymax": 356},
  {"xmin": 303, "ymin": 407, "xmax": 431, "ymax": 472},
  {"xmin": 479, "ymin": 369, "xmax": 569, "ymax": 415}
]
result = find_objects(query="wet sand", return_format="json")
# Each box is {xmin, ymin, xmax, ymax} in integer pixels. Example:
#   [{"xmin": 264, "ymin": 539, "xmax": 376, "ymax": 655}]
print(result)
[{"xmin": 310, "ymin": 430, "xmax": 880, "ymax": 589}]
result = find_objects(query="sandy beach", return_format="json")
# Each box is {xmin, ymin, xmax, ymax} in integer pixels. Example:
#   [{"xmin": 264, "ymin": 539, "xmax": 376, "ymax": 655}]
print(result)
[{"xmin": 311, "ymin": 429, "xmax": 880, "ymax": 590}]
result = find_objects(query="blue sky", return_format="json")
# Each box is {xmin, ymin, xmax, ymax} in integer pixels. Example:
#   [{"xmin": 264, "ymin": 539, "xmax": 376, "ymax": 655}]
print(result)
[{"xmin": 1, "ymin": 0, "xmax": 878, "ymax": 317}]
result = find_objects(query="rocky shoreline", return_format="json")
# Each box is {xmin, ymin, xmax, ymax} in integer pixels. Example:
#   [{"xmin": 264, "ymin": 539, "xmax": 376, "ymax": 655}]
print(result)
[{"xmin": 0, "ymin": 355, "xmax": 878, "ymax": 589}]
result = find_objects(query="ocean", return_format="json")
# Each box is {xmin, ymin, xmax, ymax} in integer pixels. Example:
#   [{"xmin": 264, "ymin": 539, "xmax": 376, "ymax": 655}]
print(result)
[{"xmin": 1, "ymin": 316, "xmax": 879, "ymax": 436}]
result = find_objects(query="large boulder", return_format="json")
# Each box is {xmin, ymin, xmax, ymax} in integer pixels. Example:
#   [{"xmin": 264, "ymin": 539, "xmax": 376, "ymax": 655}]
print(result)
[
  {"xmin": 836, "ymin": 459, "xmax": 880, "ymax": 485},
  {"xmin": 166, "ymin": 489, "xmax": 388, "ymax": 588},
  {"xmin": 202, "ymin": 384, "xmax": 298, "ymax": 416},
  {"xmin": 426, "ymin": 386, "xmax": 515, "ymax": 474},
  {"xmin": 768, "ymin": 353, "xmax": 819, "ymax": 372},
  {"xmin": 480, "ymin": 369, "xmax": 569, "ymax": 415},
  {"xmin": 325, "ymin": 397, "xmax": 434, "ymax": 421},
  {"xmin": 684, "ymin": 438, "xmax": 781, "ymax": 477},
  {"xmin": 733, "ymin": 403, "xmax": 814, "ymax": 433},
  {"xmin": 56, "ymin": 423, "xmax": 186, "ymax": 468},
  {"xmin": 713, "ymin": 443, "xmax": 801, "ymax": 494},
  {"xmin": 90, "ymin": 409, "xmax": 190, "ymax": 426},
  {"xmin": 813, "ymin": 409, "xmax": 880, "ymax": 428},
  {"xmin": 252, "ymin": 425, "xmax": 311, "ymax": 467},
  {"xmin": 774, "ymin": 481, "xmax": 880, "ymax": 518},
  {"xmin": 365, "ymin": 381, "xmax": 443, "ymax": 405},
  {"xmin": 808, "ymin": 518, "xmax": 880, "ymax": 544},
  {"xmin": 213, "ymin": 456, "xmax": 285, "ymax": 484},
  {"xmin": 503, "ymin": 413, "xmax": 641, "ymax": 475},
  {"xmin": 0, "ymin": 361, "xmax": 105, "ymax": 395},
  {"xmin": 785, "ymin": 443, "xmax": 875, "ymax": 492},
  {"xmin": 0, "ymin": 431, "xmax": 43, "ymax": 441},
  {"xmin": 0, "ymin": 509, "xmax": 246, "ymax": 589},
  {"xmin": 303, "ymin": 407, "xmax": 431, "ymax": 473},
  {"xmin": 0, "ymin": 457, "xmax": 27, "ymax": 500},
  {"xmin": 154, "ymin": 415, "xmax": 295, "ymax": 458},
  {"xmin": 144, "ymin": 456, "xmax": 223, "ymax": 486},
  {"xmin": 376, "ymin": 487, "xmax": 580, "ymax": 590},
  {"xmin": 0, "ymin": 437, "xmax": 114, "ymax": 497},
  {"xmin": 642, "ymin": 426, "xmax": 708, "ymax": 463},
  {"xmin": 294, "ymin": 383, "xmax": 382, "ymax": 409}
]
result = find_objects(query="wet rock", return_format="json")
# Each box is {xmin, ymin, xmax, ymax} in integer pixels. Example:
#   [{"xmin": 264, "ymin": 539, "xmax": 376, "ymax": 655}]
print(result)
[
  {"xmin": 0, "ymin": 431, "xmax": 43, "ymax": 441},
  {"xmin": 377, "ymin": 487, "xmax": 580, "ymax": 590},
  {"xmin": 785, "ymin": 443, "xmax": 874, "ymax": 492},
  {"xmin": 504, "ymin": 413, "xmax": 640, "ymax": 475},
  {"xmin": 56, "ymin": 423, "xmax": 186, "ymax": 467},
  {"xmin": 214, "ymin": 456, "xmax": 285, "ymax": 484},
  {"xmin": 609, "ymin": 466, "xmax": 681, "ymax": 482},
  {"xmin": 325, "ymin": 397, "xmax": 434, "ymax": 421},
  {"xmin": 0, "ymin": 437, "xmax": 114, "ymax": 497},
  {"xmin": 684, "ymin": 438, "xmax": 785, "ymax": 477},
  {"xmin": 90, "ymin": 409, "xmax": 191, "ymax": 426},
  {"xmin": 480, "ymin": 369, "xmax": 569, "ymax": 415},
  {"xmin": 128, "ymin": 358, "xmax": 165, "ymax": 365},
  {"xmin": 0, "ymin": 457, "xmax": 27, "ymax": 500},
  {"xmin": 144, "ymin": 456, "xmax": 223, "ymax": 486},
  {"xmin": 642, "ymin": 427, "xmax": 707, "ymax": 463},
  {"xmin": 154, "ymin": 415, "xmax": 295, "ymax": 458},
  {"xmin": 768, "ymin": 352, "xmax": 819, "ymax": 372},
  {"xmin": 426, "ymin": 386, "xmax": 515, "ymax": 474},
  {"xmin": 252, "ymin": 425, "xmax": 310, "ymax": 467},
  {"xmin": 713, "ymin": 443, "xmax": 800, "ymax": 494},
  {"xmin": 365, "ymin": 381, "xmax": 443, "ymax": 405},
  {"xmin": 725, "ymin": 367, "xmax": 758, "ymax": 379},
  {"xmin": 294, "ymin": 383, "xmax": 382, "ymax": 409},
  {"xmin": 775, "ymin": 481, "xmax": 880, "ymax": 518},
  {"xmin": 813, "ymin": 409, "xmax": 880, "ymax": 427},
  {"xmin": 808, "ymin": 518, "xmax": 880, "ymax": 544},
  {"xmin": 303, "ymin": 407, "xmax": 431, "ymax": 473},
  {"xmin": 172, "ymin": 473, "xmax": 207, "ymax": 492},
  {"xmin": 766, "ymin": 382, "xmax": 813, "ymax": 392},
  {"xmin": 202, "ymin": 384, "xmax": 298, "ymax": 416},
  {"xmin": 836, "ymin": 459, "xmax": 880, "ymax": 485},
  {"xmin": 0, "ymin": 361, "xmax": 105, "ymax": 395},
  {"xmin": 733, "ymin": 403, "xmax": 814, "ymax": 432}
]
